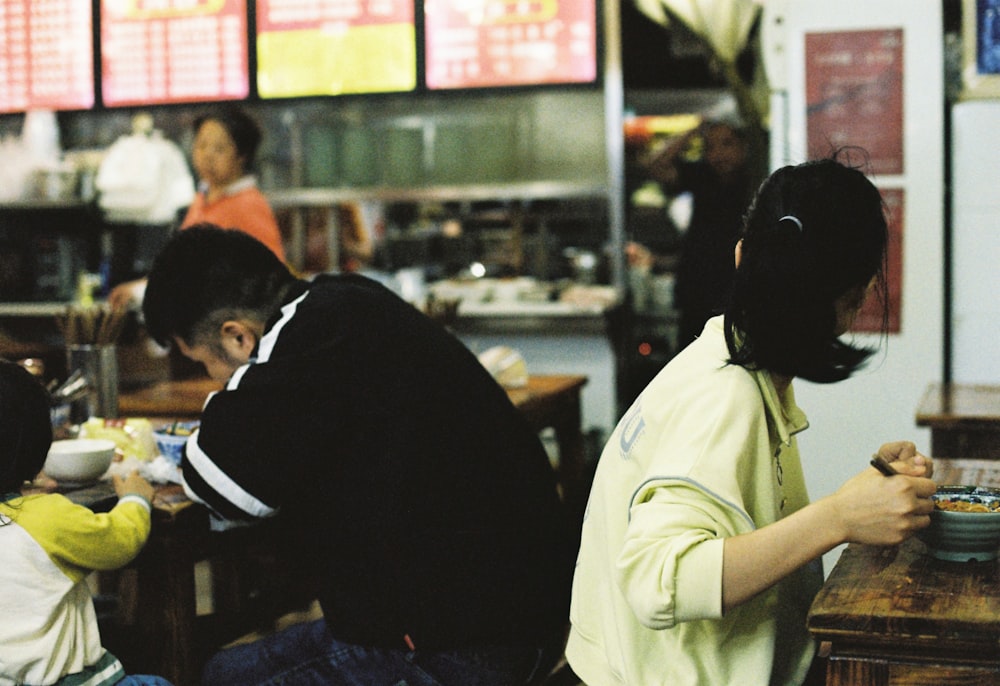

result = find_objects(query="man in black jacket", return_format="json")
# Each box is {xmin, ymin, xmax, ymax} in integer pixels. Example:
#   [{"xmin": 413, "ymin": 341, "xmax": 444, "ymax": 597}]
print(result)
[{"xmin": 143, "ymin": 225, "xmax": 572, "ymax": 686}]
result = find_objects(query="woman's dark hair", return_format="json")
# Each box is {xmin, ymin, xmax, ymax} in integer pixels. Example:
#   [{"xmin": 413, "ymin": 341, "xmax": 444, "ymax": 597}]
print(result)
[
  {"xmin": 194, "ymin": 106, "xmax": 263, "ymax": 170},
  {"xmin": 143, "ymin": 224, "xmax": 297, "ymax": 348},
  {"xmin": 0, "ymin": 360, "xmax": 53, "ymax": 494},
  {"xmin": 724, "ymin": 153, "xmax": 889, "ymax": 383}
]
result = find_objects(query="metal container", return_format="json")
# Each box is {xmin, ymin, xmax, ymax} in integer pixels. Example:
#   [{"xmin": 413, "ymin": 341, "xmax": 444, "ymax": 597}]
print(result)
[{"xmin": 66, "ymin": 344, "xmax": 118, "ymax": 422}]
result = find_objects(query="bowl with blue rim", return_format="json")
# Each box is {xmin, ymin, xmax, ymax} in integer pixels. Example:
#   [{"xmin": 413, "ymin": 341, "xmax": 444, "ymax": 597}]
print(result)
[{"xmin": 917, "ymin": 486, "xmax": 1000, "ymax": 562}]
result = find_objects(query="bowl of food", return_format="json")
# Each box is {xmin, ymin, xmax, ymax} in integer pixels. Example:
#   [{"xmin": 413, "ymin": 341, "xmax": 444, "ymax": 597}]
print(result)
[
  {"xmin": 154, "ymin": 421, "xmax": 198, "ymax": 466},
  {"xmin": 43, "ymin": 438, "xmax": 116, "ymax": 487},
  {"xmin": 918, "ymin": 486, "xmax": 1000, "ymax": 562}
]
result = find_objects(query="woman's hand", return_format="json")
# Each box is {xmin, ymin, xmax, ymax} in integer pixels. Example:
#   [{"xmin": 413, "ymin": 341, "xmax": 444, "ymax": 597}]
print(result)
[
  {"xmin": 828, "ymin": 451, "xmax": 936, "ymax": 547},
  {"xmin": 874, "ymin": 440, "xmax": 934, "ymax": 478},
  {"xmin": 721, "ymin": 441, "xmax": 935, "ymax": 612}
]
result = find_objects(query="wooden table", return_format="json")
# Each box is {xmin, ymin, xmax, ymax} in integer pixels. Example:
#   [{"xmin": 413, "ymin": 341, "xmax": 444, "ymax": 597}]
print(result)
[
  {"xmin": 807, "ymin": 458, "xmax": 1000, "ymax": 685},
  {"xmin": 504, "ymin": 375, "xmax": 589, "ymax": 512},
  {"xmin": 112, "ymin": 373, "xmax": 589, "ymax": 685},
  {"xmin": 118, "ymin": 376, "xmax": 222, "ymax": 419},
  {"xmin": 916, "ymin": 383, "xmax": 1000, "ymax": 459}
]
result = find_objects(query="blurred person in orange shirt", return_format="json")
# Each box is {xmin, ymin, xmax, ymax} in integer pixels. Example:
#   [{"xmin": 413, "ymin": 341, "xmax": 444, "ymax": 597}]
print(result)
[{"xmin": 109, "ymin": 107, "xmax": 284, "ymax": 309}]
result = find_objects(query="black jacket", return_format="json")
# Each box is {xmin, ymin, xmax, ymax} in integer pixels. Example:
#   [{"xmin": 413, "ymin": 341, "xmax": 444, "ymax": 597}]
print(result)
[{"xmin": 182, "ymin": 274, "xmax": 572, "ymax": 649}]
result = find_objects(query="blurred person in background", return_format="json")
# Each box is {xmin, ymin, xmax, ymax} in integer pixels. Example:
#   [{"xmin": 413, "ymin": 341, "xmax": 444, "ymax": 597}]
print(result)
[
  {"xmin": 629, "ymin": 118, "xmax": 756, "ymax": 349},
  {"xmin": 109, "ymin": 106, "xmax": 285, "ymax": 309}
]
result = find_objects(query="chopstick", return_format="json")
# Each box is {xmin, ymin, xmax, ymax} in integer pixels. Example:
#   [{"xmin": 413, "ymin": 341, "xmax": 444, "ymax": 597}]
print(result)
[
  {"xmin": 58, "ymin": 304, "xmax": 128, "ymax": 346},
  {"xmin": 870, "ymin": 454, "xmax": 897, "ymax": 476}
]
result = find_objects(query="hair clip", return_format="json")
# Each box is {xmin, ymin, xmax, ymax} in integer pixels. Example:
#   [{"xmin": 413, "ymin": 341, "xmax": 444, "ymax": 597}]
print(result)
[{"xmin": 779, "ymin": 215, "xmax": 803, "ymax": 232}]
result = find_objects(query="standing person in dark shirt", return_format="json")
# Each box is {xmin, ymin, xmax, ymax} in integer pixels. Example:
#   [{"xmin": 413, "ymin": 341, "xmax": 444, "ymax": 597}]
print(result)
[
  {"xmin": 646, "ymin": 119, "xmax": 756, "ymax": 348},
  {"xmin": 141, "ymin": 224, "xmax": 572, "ymax": 686}
]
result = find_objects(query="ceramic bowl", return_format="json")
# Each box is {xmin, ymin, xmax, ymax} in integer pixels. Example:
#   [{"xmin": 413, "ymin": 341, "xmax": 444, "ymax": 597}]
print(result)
[
  {"xmin": 154, "ymin": 421, "xmax": 198, "ymax": 466},
  {"xmin": 43, "ymin": 438, "xmax": 116, "ymax": 487},
  {"xmin": 918, "ymin": 486, "xmax": 1000, "ymax": 562}
]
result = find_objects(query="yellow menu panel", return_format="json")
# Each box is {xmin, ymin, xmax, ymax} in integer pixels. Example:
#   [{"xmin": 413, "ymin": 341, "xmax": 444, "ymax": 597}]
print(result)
[{"xmin": 256, "ymin": 0, "xmax": 416, "ymax": 98}]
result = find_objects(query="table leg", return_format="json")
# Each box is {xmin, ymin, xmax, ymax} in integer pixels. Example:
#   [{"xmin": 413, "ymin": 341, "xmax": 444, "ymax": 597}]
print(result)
[
  {"xmin": 550, "ymin": 393, "xmax": 588, "ymax": 524},
  {"xmin": 825, "ymin": 656, "xmax": 889, "ymax": 686},
  {"xmin": 132, "ymin": 522, "xmax": 199, "ymax": 686}
]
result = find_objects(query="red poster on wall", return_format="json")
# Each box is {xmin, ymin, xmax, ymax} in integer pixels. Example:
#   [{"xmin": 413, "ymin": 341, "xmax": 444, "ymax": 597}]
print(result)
[
  {"xmin": 0, "ymin": 0, "xmax": 94, "ymax": 113},
  {"xmin": 852, "ymin": 187, "xmax": 903, "ymax": 334},
  {"xmin": 100, "ymin": 0, "xmax": 249, "ymax": 107},
  {"xmin": 805, "ymin": 29, "xmax": 904, "ymax": 175}
]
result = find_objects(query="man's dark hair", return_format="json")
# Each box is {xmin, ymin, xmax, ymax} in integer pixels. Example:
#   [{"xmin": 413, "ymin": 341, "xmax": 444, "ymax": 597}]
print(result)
[
  {"xmin": 143, "ymin": 224, "xmax": 297, "ymax": 348},
  {"xmin": 724, "ymin": 153, "xmax": 889, "ymax": 383},
  {"xmin": 0, "ymin": 360, "xmax": 52, "ymax": 495}
]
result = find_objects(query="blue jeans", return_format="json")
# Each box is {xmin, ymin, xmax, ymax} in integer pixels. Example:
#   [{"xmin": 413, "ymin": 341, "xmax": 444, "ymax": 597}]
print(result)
[
  {"xmin": 201, "ymin": 619, "xmax": 553, "ymax": 686},
  {"xmin": 117, "ymin": 677, "xmax": 174, "ymax": 685}
]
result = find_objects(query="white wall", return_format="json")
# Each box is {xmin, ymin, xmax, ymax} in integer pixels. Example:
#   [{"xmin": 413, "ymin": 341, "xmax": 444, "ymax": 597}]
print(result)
[
  {"xmin": 951, "ymin": 101, "xmax": 1000, "ymax": 382},
  {"xmin": 762, "ymin": 0, "xmax": 944, "ymax": 572}
]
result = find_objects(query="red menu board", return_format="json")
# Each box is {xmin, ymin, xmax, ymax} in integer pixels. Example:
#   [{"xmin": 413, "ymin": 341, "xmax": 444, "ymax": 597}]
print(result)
[
  {"xmin": 805, "ymin": 29, "xmax": 904, "ymax": 175},
  {"xmin": 256, "ymin": 0, "xmax": 416, "ymax": 98},
  {"xmin": 100, "ymin": 0, "xmax": 249, "ymax": 107},
  {"xmin": 0, "ymin": 0, "xmax": 94, "ymax": 113},
  {"xmin": 424, "ymin": 0, "xmax": 598, "ymax": 90}
]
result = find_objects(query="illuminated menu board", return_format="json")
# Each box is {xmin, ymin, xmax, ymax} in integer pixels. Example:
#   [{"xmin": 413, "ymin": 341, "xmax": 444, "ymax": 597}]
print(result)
[
  {"xmin": 424, "ymin": 0, "xmax": 597, "ymax": 90},
  {"xmin": 0, "ymin": 0, "xmax": 94, "ymax": 113},
  {"xmin": 100, "ymin": 0, "xmax": 249, "ymax": 107},
  {"xmin": 256, "ymin": 0, "xmax": 416, "ymax": 98}
]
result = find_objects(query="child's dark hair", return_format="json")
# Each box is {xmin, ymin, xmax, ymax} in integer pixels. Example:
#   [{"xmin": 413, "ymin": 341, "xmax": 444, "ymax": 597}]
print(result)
[
  {"xmin": 0, "ymin": 360, "xmax": 53, "ymax": 494},
  {"xmin": 724, "ymin": 153, "xmax": 889, "ymax": 383},
  {"xmin": 194, "ymin": 106, "xmax": 263, "ymax": 170}
]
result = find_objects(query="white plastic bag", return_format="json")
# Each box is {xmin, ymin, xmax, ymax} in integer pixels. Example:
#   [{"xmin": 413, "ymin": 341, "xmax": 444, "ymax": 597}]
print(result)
[{"xmin": 96, "ymin": 131, "xmax": 195, "ymax": 224}]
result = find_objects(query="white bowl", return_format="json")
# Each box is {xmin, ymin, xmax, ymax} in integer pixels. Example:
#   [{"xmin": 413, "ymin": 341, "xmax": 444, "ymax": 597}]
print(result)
[{"xmin": 43, "ymin": 438, "xmax": 116, "ymax": 487}]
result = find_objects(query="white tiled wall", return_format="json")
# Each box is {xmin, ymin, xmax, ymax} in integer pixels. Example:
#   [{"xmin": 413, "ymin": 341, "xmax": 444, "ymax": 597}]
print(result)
[{"xmin": 951, "ymin": 101, "xmax": 1000, "ymax": 383}]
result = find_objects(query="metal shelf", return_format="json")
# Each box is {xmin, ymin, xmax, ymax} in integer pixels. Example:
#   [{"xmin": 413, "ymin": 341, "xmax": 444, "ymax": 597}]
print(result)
[
  {"xmin": 0, "ymin": 302, "xmax": 72, "ymax": 317},
  {"xmin": 265, "ymin": 180, "xmax": 608, "ymax": 208},
  {"xmin": 0, "ymin": 199, "xmax": 91, "ymax": 211}
]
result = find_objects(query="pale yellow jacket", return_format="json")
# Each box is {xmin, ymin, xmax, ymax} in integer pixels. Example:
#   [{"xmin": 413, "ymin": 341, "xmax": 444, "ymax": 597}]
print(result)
[{"xmin": 566, "ymin": 316, "xmax": 823, "ymax": 685}]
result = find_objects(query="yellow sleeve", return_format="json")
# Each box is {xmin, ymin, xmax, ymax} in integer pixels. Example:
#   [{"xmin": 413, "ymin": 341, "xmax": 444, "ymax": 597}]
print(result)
[{"xmin": 11, "ymin": 494, "xmax": 151, "ymax": 580}]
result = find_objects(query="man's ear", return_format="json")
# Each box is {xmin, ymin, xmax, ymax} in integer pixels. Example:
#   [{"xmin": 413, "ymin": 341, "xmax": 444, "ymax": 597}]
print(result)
[
  {"xmin": 220, "ymin": 320, "xmax": 258, "ymax": 359},
  {"xmin": 734, "ymin": 239, "xmax": 744, "ymax": 268}
]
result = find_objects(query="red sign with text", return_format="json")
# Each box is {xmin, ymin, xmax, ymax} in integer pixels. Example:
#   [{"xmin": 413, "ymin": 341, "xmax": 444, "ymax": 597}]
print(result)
[
  {"xmin": 806, "ymin": 29, "xmax": 904, "ymax": 175},
  {"xmin": 424, "ymin": 0, "xmax": 597, "ymax": 90},
  {"xmin": 0, "ymin": 0, "xmax": 94, "ymax": 113},
  {"xmin": 100, "ymin": 0, "xmax": 249, "ymax": 107}
]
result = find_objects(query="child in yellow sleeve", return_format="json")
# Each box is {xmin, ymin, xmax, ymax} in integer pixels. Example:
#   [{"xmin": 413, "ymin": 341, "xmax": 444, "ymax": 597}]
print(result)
[{"xmin": 0, "ymin": 359, "xmax": 172, "ymax": 686}]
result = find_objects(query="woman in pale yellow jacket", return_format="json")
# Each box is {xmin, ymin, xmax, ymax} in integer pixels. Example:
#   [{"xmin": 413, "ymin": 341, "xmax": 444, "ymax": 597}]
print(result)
[{"xmin": 567, "ymin": 156, "xmax": 936, "ymax": 686}]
